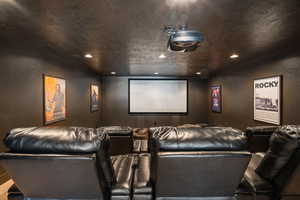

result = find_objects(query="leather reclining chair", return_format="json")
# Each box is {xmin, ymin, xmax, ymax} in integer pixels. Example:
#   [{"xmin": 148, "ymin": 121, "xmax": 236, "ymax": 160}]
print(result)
[
  {"xmin": 237, "ymin": 125, "xmax": 300, "ymax": 200},
  {"xmin": 97, "ymin": 126, "xmax": 133, "ymax": 155},
  {"xmin": 149, "ymin": 126, "xmax": 251, "ymax": 200},
  {"xmin": 0, "ymin": 127, "xmax": 151, "ymax": 200}
]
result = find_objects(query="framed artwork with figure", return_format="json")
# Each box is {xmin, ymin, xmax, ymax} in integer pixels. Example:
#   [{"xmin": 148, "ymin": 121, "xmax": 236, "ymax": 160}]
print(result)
[
  {"xmin": 43, "ymin": 75, "xmax": 66, "ymax": 125},
  {"xmin": 90, "ymin": 84, "xmax": 99, "ymax": 112},
  {"xmin": 211, "ymin": 85, "xmax": 222, "ymax": 113}
]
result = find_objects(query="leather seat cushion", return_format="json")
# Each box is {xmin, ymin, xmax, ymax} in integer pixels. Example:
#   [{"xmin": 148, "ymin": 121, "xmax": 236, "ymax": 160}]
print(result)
[
  {"xmin": 140, "ymin": 140, "xmax": 148, "ymax": 152},
  {"xmin": 150, "ymin": 127, "xmax": 248, "ymax": 151},
  {"xmin": 241, "ymin": 153, "xmax": 273, "ymax": 193},
  {"xmin": 98, "ymin": 126, "xmax": 132, "ymax": 136},
  {"xmin": 134, "ymin": 154, "xmax": 152, "ymax": 194},
  {"xmin": 133, "ymin": 140, "xmax": 148, "ymax": 153},
  {"xmin": 133, "ymin": 140, "xmax": 142, "ymax": 153},
  {"xmin": 256, "ymin": 125, "xmax": 300, "ymax": 181},
  {"xmin": 111, "ymin": 154, "xmax": 135, "ymax": 195},
  {"xmin": 4, "ymin": 127, "xmax": 105, "ymax": 154}
]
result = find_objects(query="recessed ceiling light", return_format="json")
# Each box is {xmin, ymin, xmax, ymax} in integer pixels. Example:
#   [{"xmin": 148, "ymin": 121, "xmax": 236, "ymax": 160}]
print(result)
[
  {"xmin": 154, "ymin": 72, "xmax": 159, "ymax": 75},
  {"xmin": 230, "ymin": 54, "xmax": 239, "ymax": 59},
  {"xmin": 111, "ymin": 72, "xmax": 116, "ymax": 75},
  {"xmin": 85, "ymin": 53, "xmax": 93, "ymax": 58},
  {"xmin": 196, "ymin": 72, "xmax": 201, "ymax": 75},
  {"xmin": 159, "ymin": 54, "xmax": 166, "ymax": 59}
]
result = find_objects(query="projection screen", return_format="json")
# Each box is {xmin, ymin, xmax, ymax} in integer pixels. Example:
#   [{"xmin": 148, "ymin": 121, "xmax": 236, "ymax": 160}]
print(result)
[{"xmin": 129, "ymin": 79, "xmax": 188, "ymax": 113}]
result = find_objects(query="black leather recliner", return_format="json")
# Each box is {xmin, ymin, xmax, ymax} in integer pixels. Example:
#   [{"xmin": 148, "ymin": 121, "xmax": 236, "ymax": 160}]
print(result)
[
  {"xmin": 237, "ymin": 125, "xmax": 300, "ymax": 200},
  {"xmin": 0, "ymin": 127, "xmax": 150, "ymax": 200},
  {"xmin": 97, "ymin": 126, "xmax": 133, "ymax": 155},
  {"xmin": 149, "ymin": 126, "xmax": 251, "ymax": 200}
]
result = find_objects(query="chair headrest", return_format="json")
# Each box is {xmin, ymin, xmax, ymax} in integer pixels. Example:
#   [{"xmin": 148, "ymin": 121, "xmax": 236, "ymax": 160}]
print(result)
[
  {"xmin": 4, "ymin": 127, "xmax": 107, "ymax": 154},
  {"xmin": 150, "ymin": 127, "xmax": 248, "ymax": 151}
]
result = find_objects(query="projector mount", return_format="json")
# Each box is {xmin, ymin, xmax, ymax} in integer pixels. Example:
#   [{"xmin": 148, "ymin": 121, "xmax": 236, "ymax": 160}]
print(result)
[
  {"xmin": 163, "ymin": 25, "xmax": 188, "ymax": 35},
  {"xmin": 163, "ymin": 25, "xmax": 204, "ymax": 52}
]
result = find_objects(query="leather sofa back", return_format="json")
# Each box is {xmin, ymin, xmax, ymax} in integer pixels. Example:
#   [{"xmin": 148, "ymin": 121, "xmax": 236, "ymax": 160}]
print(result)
[
  {"xmin": 150, "ymin": 127, "xmax": 248, "ymax": 151},
  {"xmin": 0, "ymin": 153, "xmax": 108, "ymax": 200},
  {"xmin": 154, "ymin": 152, "xmax": 250, "ymax": 199},
  {"xmin": 4, "ymin": 127, "xmax": 104, "ymax": 154},
  {"xmin": 1, "ymin": 126, "xmax": 114, "ymax": 200},
  {"xmin": 150, "ymin": 127, "xmax": 251, "ymax": 199}
]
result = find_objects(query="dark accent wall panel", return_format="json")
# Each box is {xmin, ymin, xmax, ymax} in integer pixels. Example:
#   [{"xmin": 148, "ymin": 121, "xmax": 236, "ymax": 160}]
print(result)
[
  {"xmin": 208, "ymin": 52, "xmax": 300, "ymax": 130},
  {"xmin": 0, "ymin": 54, "xmax": 101, "ymax": 183},
  {"xmin": 100, "ymin": 76, "xmax": 208, "ymax": 128}
]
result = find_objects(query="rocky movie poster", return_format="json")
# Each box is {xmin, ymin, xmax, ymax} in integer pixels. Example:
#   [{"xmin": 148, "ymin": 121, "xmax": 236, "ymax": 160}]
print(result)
[{"xmin": 254, "ymin": 76, "xmax": 281, "ymax": 125}]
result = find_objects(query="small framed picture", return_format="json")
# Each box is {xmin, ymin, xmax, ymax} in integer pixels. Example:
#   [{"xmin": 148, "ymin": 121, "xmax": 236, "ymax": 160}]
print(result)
[
  {"xmin": 211, "ymin": 85, "xmax": 222, "ymax": 113},
  {"xmin": 90, "ymin": 84, "xmax": 99, "ymax": 112},
  {"xmin": 43, "ymin": 75, "xmax": 66, "ymax": 125},
  {"xmin": 254, "ymin": 75, "xmax": 282, "ymax": 125}
]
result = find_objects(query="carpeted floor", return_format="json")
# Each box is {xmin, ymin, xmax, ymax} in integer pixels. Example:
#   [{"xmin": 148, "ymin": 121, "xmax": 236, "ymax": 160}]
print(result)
[{"xmin": 0, "ymin": 179, "xmax": 13, "ymax": 200}]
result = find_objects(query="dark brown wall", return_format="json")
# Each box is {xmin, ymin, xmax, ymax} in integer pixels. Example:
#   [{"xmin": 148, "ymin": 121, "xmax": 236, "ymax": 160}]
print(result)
[
  {"xmin": 0, "ymin": 48, "xmax": 102, "ymax": 183},
  {"xmin": 0, "ymin": 54, "xmax": 101, "ymax": 152},
  {"xmin": 100, "ymin": 76, "xmax": 208, "ymax": 128},
  {"xmin": 208, "ymin": 51, "xmax": 300, "ymax": 130}
]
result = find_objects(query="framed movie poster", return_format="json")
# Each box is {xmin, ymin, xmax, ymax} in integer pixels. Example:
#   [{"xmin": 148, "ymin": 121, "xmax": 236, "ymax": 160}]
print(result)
[
  {"xmin": 90, "ymin": 84, "xmax": 99, "ymax": 112},
  {"xmin": 254, "ymin": 76, "xmax": 282, "ymax": 125},
  {"xmin": 211, "ymin": 85, "xmax": 222, "ymax": 113},
  {"xmin": 44, "ymin": 75, "xmax": 66, "ymax": 125}
]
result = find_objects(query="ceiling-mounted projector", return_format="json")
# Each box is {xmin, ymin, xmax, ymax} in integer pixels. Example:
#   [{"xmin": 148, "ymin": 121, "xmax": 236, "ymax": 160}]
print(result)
[{"xmin": 164, "ymin": 25, "xmax": 204, "ymax": 52}]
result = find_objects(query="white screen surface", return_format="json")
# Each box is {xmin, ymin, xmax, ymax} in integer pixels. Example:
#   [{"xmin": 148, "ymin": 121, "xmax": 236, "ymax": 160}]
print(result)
[{"xmin": 129, "ymin": 80, "xmax": 187, "ymax": 113}]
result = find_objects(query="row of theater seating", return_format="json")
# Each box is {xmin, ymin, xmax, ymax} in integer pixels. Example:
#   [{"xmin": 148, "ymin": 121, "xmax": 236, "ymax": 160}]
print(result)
[
  {"xmin": 1, "ymin": 125, "xmax": 300, "ymax": 200},
  {"xmin": 99, "ymin": 124, "xmax": 279, "ymax": 156},
  {"xmin": 101, "ymin": 123, "xmax": 210, "ymax": 155}
]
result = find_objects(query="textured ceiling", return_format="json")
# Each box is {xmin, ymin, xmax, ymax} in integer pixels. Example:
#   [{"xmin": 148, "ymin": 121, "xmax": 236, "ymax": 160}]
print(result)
[{"xmin": 0, "ymin": 0, "xmax": 299, "ymax": 76}]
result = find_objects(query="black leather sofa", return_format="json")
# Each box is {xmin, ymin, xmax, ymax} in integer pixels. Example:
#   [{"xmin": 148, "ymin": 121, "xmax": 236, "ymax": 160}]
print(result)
[
  {"xmin": 97, "ymin": 126, "xmax": 133, "ymax": 155},
  {"xmin": 3, "ymin": 125, "xmax": 300, "ymax": 200},
  {"xmin": 237, "ymin": 125, "xmax": 300, "ymax": 200},
  {"xmin": 0, "ymin": 127, "xmax": 151, "ymax": 200},
  {"xmin": 149, "ymin": 126, "xmax": 251, "ymax": 200}
]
